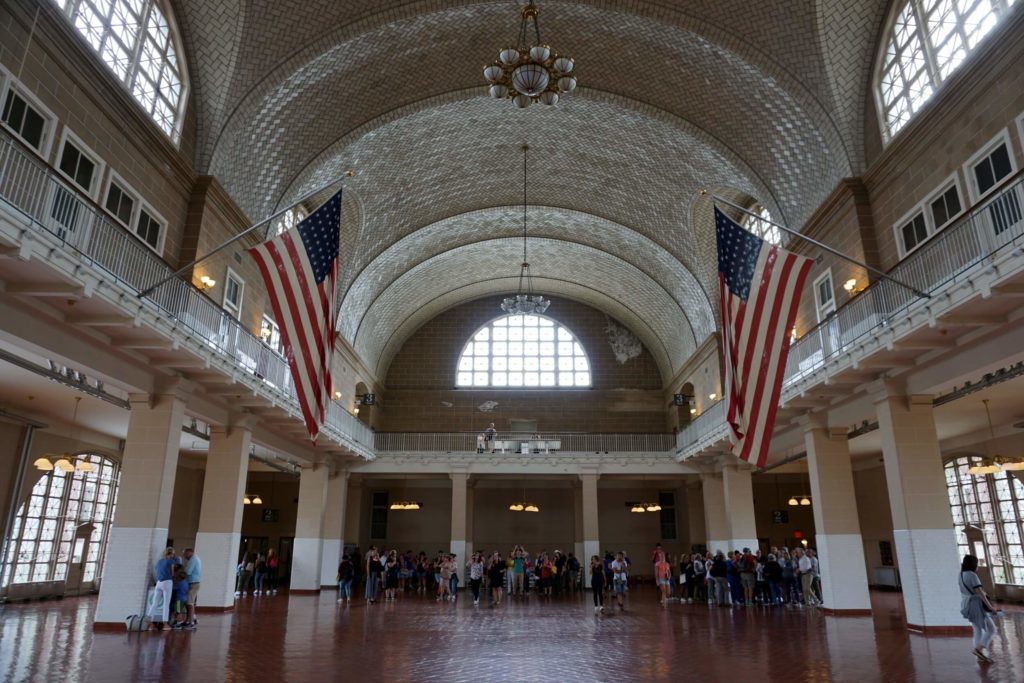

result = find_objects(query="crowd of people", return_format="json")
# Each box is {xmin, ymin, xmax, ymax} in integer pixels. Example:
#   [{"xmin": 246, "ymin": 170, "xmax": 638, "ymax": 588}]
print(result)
[
  {"xmin": 334, "ymin": 543, "xmax": 825, "ymax": 612},
  {"xmin": 233, "ymin": 549, "xmax": 281, "ymax": 597},
  {"xmin": 147, "ymin": 546, "xmax": 201, "ymax": 632}
]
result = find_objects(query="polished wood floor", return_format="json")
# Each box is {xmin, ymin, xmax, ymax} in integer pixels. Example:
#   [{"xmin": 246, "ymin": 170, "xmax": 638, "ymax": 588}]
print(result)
[{"xmin": 1, "ymin": 587, "xmax": 1021, "ymax": 682}]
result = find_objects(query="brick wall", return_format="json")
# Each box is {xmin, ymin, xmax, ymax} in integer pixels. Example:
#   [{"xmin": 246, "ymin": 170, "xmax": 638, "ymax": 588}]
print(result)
[{"xmin": 380, "ymin": 297, "xmax": 668, "ymax": 433}]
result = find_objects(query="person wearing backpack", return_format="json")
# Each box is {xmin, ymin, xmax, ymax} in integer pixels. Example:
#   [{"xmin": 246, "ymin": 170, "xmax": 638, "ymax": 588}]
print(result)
[
  {"xmin": 337, "ymin": 554, "xmax": 354, "ymax": 604},
  {"xmin": 567, "ymin": 553, "xmax": 581, "ymax": 594}
]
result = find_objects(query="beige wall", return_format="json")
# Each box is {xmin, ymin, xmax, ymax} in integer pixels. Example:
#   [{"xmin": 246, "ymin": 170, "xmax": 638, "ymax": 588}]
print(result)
[
  {"xmin": 751, "ymin": 473, "xmax": 818, "ymax": 550},
  {"xmin": 853, "ymin": 465, "xmax": 896, "ymax": 580},
  {"xmin": 0, "ymin": 420, "xmax": 28, "ymax": 543},
  {"xmin": 167, "ymin": 464, "xmax": 204, "ymax": 552}
]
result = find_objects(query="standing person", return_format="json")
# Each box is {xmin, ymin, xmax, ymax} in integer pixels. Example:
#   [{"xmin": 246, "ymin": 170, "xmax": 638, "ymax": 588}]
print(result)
[
  {"xmin": 467, "ymin": 552, "xmax": 485, "ymax": 606},
  {"xmin": 960, "ymin": 554, "xmax": 998, "ymax": 663},
  {"xmin": 590, "ymin": 555, "xmax": 605, "ymax": 613},
  {"xmin": 385, "ymin": 550, "xmax": 400, "ymax": 600},
  {"xmin": 337, "ymin": 554, "xmax": 354, "ymax": 604},
  {"xmin": 234, "ymin": 552, "xmax": 254, "ymax": 597},
  {"xmin": 484, "ymin": 423, "xmax": 497, "ymax": 453},
  {"xmin": 264, "ymin": 548, "xmax": 279, "ymax": 595},
  {"xmin": 253, "ymin": 554, "xmax": 267, "ymax": 596},
  {"xmin": 764, "ymin": 553, "xmax": 784, "ymax": 605},
  {"xmin": 809, "ymin": 549, "xmax": 823, "ymax": 603},
  {"xmin": 566, "ymin": 553, "xmax": 580, "ymax": 594},
  {"xmin": 171, "ymin": 565, "xmax": 191, "ymax": 629},
  {"xmin": 511, "ymin": 546, "xmax": 526, "ymax": 596},
  {"xmin": 365, "ymin": 547, "xmax": 381, "ymax": 604},
  {"xmin": 692, "ymin": 553, "xmax": 706, "ymax": 603},
  {"xmin": 438, "ymin": 554, "xmax": 452, "ymax": 602},
  {"xmin": 781, "ymin": 550, "xmax": 801, "ymax": 605},
  {"xmin": 487, "ymin": 552, "xmax": 505, "ymax": 605},
  {"xmin": 149, "ymin": 547, "xmax": 177, "ymax": 631},
  {"xmin": 655, "ymin": 553, "xmax": 672, "ymax": 606},
  {"xmin": 610, "ymin": 551, "xmax": 629, "ymax": 611},
  {"xmin": 739, "ymin": 547, "xmax": 756, "ymax": 606},
  {"xmin": 796, "ymin": 548, "xmax": 817, "ymax": 607},
  {"xmin": 710, "ymin": 552, "xmax": 729, "ymax": 606},
  {"xmin": 680, "ymin": 555, "xmax": 695, "ymax": 603},
  {"xmin": 182, "ymin": 548, "xmax": 201, "ymax": 628},
  {"xmin": 448, "ymin": 554, "xmax": 460, "ymax": 599},
  {"xmin": 349, "ymin": 547, "xmax": 361, "ymax": 595},
  {"xmin": 603, "ymin": 552, "xmax": 614, "ymax": 594}
]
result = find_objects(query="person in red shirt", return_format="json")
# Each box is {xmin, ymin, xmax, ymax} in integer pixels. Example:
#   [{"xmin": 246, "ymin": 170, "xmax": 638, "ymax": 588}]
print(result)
[{"xmin": 655, "ymin": 555, "xmax": 672, "ymax": 606}]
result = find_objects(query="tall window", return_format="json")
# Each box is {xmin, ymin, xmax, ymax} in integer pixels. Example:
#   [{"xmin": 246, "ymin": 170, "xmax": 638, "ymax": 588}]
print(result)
[
  {"xmin": 269, "ymin": 207, "xmax": 308, "ymax": 238},
  {"xmin": 2, "ymin": 454, "xmax": 120, "ymax": 588},
  {"xmin": 456, "ymin": 314, "xmax": 591, "ymax": 388},
  {"xmin": 944, "ymin": 456, "xmax": 1024, "ymax": 584},
  {"xmin": 876, "ymin": 0, "xmax": 1018, "ymax": 142},
  {"xmin": 742, "ymin": 204, "xmax": 781, "ymax": 245},
  {"xmin": 50, "ymin": 0, "xmax": 188, "ymax": 142}
]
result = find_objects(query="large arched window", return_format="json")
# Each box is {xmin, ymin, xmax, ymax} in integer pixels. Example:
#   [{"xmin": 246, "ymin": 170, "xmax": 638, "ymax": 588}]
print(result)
[
  {"xmin": 51, "ymin": 0, "xmax": 188, "ymax": 142},
  {"xmin": 875, "ymin": 0, "xmax": 1018, "ymax": 142},
  {"xmin": 944, "ymin": 455, "xmax": 1024, "ymax": 584},
  {"xmin": 2, "ymin": 454, "xmax": 120, "ymax": 590},
  {"xmin": 456, "ymin": 314, "xmax": 592, "ymax": 388},
  {"xmin": 742, "ymin": 204, "xmax": 782, "ymax": 246}
]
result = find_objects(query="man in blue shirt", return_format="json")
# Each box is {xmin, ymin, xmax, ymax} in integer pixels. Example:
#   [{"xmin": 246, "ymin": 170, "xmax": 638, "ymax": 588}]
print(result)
[{"xmin": 183, "ymin": 548, "xmax": 201, "ymax": 628}]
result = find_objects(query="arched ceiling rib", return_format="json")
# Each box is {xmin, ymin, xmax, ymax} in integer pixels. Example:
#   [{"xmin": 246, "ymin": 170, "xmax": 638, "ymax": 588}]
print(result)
[
  {"xmin": 337, "ymin": 206, "xmax": 716, "ymax": 351},
  {"xmin": 359, "ymin": 238, "xmax": 692, "ymax": 381}
]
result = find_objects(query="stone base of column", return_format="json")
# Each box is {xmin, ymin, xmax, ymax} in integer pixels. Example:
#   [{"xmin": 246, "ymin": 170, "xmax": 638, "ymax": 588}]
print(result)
[
  {"xmin": 319, "ymin": 538, "xmax": 342, "ymax": 589},
  {"xmin": 816, "ymin": 533, "xmax": 871, "ymax": 613},
  {"xmin": 707, "ymin": 539, "xmax": 730, "ymax": 554},
  {"xmin": 93, "ymin": 526, "xmax": 168, "ymax": 627},
  {"xmin": 893, "ymin": 528, "xmax": 964, "ymax": 628},
  {"xmin": 730, "ymin": 538, "xmax": 758, "ymax": 553},
  {"xmin": 195, "ymin": 530, "xmax": 241, "ymax": 610},
  {"xmin": 196, "ymin": 605, "xmax": 234, "ymax": 613},
  {"xmin": 583, "ymin": 540, "xmax": 600, "ymax": 566},
  {"xmin": 822, "ymin": 607, "xmax": 874, "ymax": 616},
  {"xmin": 450, "ymin": 539, "xmax": 467, "ymax": 576},
  {"xmin": 289, "ymin": 589, "xmax": 321, "ymax": 595},
  {"xmin": 290, "ymin": 537, "xmax": 324, "ymax": 591}
]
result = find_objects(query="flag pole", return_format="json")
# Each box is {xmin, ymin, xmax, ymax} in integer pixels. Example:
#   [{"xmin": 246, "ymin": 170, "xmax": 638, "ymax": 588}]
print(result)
[
  {"xmin": 137, "ymin": 172, "xmax": 353, "ymax": 299},
  {"xmin": 705, "ymin": 191, "xmax": 930, "ymax": 299}
]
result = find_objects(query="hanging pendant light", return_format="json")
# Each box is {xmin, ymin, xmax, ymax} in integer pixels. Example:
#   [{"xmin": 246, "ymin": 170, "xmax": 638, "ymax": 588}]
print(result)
[
  {"xmin": 501, "ymin": 144, "xmax": 550, "ymax": 316},
  {"xmin": 969, "ymin": 399, "xmax": 1024, "ymax": 474}
]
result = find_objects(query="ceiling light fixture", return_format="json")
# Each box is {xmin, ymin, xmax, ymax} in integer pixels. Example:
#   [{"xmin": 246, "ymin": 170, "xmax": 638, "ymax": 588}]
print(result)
[
  {"xmin": 788, "ymin": 495, "xmax": 812, "ymax": 507},
  {"xmin": 34, "ymin": 397, "xmax": 95, "ymax": 474},
  {"xmin": 484, "ymin": 1, "xmax": 576, "ymax": 108},
  {"xmin": 510, "ymin": 487, "xmax": 539, "ymax": 512},
  {"xmin": 969, "ymin": 399, "xmax": 1024, "ymax": 474},
  {"xmin": 501, "ymin": 144, "xmax": 550, "ymax": 316}
]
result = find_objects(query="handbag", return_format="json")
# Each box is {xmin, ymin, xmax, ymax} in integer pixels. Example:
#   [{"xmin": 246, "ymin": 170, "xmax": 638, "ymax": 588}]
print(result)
[{"xmin": 961, "ymin": 573, "xmax": 994, "ymax": 613}]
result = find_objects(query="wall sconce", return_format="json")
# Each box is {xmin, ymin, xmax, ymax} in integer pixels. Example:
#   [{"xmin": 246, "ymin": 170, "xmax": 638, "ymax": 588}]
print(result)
[
  {"xmin": 353, "ymin": 407, "xmax": 360, "ymax": 414},
  {"xmin": 790, "ymin": 325, "xmax": 797, "ymax": 342},
  {"xmin": 843, "ymin": 278, "xmax": 863, "ymax": 295},
  {"xmin": 689, "ymin": 407, "xmax": 697, "ymax": 415},
  {"xmin": 333, "ymin": 390, "xmax": 343, "ymax": 400},
  {"xmin": 708, "ymin": 392, "xmax": 718, "ymax": 401},
  {"xmin": 199, "ymin": 274, "xmax": 217, "ymax": 290},
  {"xmin": 259, "ymin": 326, "xmax": 272, "ymax": 342}
]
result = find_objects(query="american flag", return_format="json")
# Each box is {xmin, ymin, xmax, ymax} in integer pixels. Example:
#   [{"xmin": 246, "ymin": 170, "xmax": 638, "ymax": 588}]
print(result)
[
  {"xmin": 249, "ymin": 191, "xmax": 342, "ymax": 443},
  {"xmin": 716, "ymin": 207, "xmax": 813, "ymax": 468}
]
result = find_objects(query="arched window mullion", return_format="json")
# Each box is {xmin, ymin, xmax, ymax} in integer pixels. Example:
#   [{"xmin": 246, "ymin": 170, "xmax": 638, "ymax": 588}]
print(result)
[
  {"xmin": 126, "ymin": 0, "xmax": 155, "ymax": 96},
  {"xmin": 48, "ymin": 469, "xmax": 76, "ymax": 582},
  {"xmin": 910, "ymin": 0, "xmax": 943, "ymax": 91}
]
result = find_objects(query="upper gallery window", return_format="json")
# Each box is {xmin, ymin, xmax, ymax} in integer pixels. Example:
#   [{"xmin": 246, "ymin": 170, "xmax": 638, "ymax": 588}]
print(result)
[
  {"xmin": 875, "ymin": 0, "xmax": 1018, "ymax": 142},
  {"xmin": 456, "ymin": 314, "xmax": 592, "ymax": 388},
  {"xmin": 50, "ymin": 0, "xmax": 188, "ymax": 143},
  {"xmin": 742, "ymin": 204, "xmax": 782, "ymax": 246}
]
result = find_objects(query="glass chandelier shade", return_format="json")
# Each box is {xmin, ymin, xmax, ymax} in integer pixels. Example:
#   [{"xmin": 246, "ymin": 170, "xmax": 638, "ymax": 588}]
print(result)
[
  {"xmin": 501, "ymin": 144, "xmax": 550, "ymax": 316},
  {"xmin": 967, "ymin": 400, "xmax": 1024, "ymax": 474},
  {"xmin": 484, "ymin": 2, "xmax": 576, "ymax": 107}
]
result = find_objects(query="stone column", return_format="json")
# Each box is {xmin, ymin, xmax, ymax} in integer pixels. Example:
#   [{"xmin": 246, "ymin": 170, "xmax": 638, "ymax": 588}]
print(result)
[
  {"xmin": 580, "ymin": 471, "xmax": 600, "ymax": 563},
  {"xmin": 290, "ymin": 464, "xmax": 329, "ymax": 593},
  {"xmin": 573, "ymin": 485, "xmax": 585, "ymax": 562},
  {"xmin": 465, "ymin": 483, "xmax": 475, "ymax": 564},
  {"xmin": 193, "ymin": 415, "xmax": 256, "ymax": 611},
  {"xmin": 722, "ymin": 464, "xmax": 758, "ymax": 552},
  {"xmin": 801, "ymin": 417, "xmax": 872, "ymax": 614},
  {"xmin": 874, "ymin": 387, "xmax": 963, "ymax": 630},
  {"xmin": 450, "ymin": 471, "xmax": 469, "ymax": 571},
  {"xmin": 344, "ymin": 481, "xmax": 363, "ymax": 553},
  {"xmin": 94, "ymin": 382, "xmax": 190, "ymax": 627},
  {"xmin": 319, "ymin": 469, "xmax": 349, "ymax": 588},
  {"xmin": 702, "ymin": 473, "xmax": 729, "ymax": 553}
]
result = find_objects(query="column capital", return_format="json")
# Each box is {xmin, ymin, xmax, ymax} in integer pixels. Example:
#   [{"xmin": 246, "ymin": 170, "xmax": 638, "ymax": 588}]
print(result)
[
  {"xmin": 210, "ymin": 410, "xmax": 259, "ymax": 436},
  {"xmin": 795, "ymin": 412, "xmax": 828, "ymax": 432},
  {"xmin": 866, "ymin": 378, "xmax": 907, "ymax": 403},
  {"xmin": 449, "ymin": 469, "xmax": 469, "ymax": 481},
  {"xmin": 578, "ymin": 468, "xmax": 600, "ymax": 481},
  {"xmin": 128, "ymin": 376, "xmax": 195, "ymax": 408}
]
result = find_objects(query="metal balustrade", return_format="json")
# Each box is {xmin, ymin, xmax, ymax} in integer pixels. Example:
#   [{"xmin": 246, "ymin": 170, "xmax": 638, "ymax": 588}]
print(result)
[
  {"xmin": 0, "ymin": 130, "xmax": 373, "ymax": 453},
  {"xmin": 375, "ymin": 431, "xmax": 676, "ymax": 453},
  {"xmin": 678, "ymin": 172, "xmax": 1024, "ymax": 459},
  {"xmin": 785, "ymin": 172, "xmax": 1024, "ymax": 385}
]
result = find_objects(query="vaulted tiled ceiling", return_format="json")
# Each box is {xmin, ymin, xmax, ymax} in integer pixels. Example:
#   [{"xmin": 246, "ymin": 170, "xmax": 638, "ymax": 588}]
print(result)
[{"xmin": 173, "ymin": 0, "xmax": 889, "ymax": 383}]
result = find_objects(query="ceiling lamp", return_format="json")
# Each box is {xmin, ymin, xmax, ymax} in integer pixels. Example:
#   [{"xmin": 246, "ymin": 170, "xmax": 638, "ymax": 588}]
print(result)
[
  {"xmin": 969, "ymin": 399, "xmax": 1024, "ymax": 474},
  {"xmin": 645, "ymin": 503, "xmax": 662, "ymax": 512},
  {"xmin": 501, "ymin": 145, "xmax": 550, "ymax": 316},
  {"xmin": 787, "ymin": 496, "xmax": 798, "ymax": 506},
  {"xmin": 390, "ymin": 501, "xmax": 421, "ymax": 511},
  {"xmin": 509, "ymin": 502, "xmax": 525, "ymax": 511},
  {"xmin": 243, "ymin": 495, "xmax": 251, "ymax": 505},
  {"xmin": 252, "ymin": 495, "xmax": 263, "ymax": 505},
  {"xmin": 33, "ymin": 458, "xmax": 54, "ymax": 471},
  {"xmin": 54, "ymin": 458, "xmax": 75, "ymax": 473},
  {"xmin": 630, "ymin": 504, "xmax": 645, "ymax": 513},
  {"xmin": 510, "ymin": 487, "xmax": 539, "ymax": 512},
  {"xmin": 524, "ymin": 503, "xmax": 540, "ymax": 513},
  {"xmin": 484, "ymin": 2, "xmax": 576, "ymax": 108},
  {"xmin": 800, "ymin": 496, "xmax": 811, "ymax": 506},
  {"xmin": 788, "ymin": 495, "xmax": 812, "ymax": 507}
]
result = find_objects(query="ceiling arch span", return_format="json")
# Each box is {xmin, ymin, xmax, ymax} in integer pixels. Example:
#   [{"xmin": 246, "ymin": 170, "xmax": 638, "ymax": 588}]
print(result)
[
  {"xmin": 358, "ymin": 237, "xmax": 695, "ymax": 382},
  {"xmin": 337, "ymin": 205, "xmax": 717, "ymax": 350},
  {"xmin": 204, "ymin": 2, "xmax": 851, "ymax": 229},
  {"xmin": 375, "ymin": 278, "xmax": 675, "ymax": 385}
]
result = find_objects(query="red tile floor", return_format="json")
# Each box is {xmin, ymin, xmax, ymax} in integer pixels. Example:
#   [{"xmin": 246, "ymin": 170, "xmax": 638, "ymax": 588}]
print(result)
[{"xmin": 1, "ymin": 588, "xmax": 1021, "ymax": 682}]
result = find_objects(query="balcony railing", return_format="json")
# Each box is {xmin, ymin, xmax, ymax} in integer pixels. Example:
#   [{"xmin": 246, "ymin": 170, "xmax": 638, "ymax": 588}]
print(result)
[
  {"xmin": 784, "ymin": 172, "xmax": 1024, "ymax": 386},
  {"xmin": 0, "ymin": 130, "xmax": 373, "ymax": 453},
  {"xmin": 675, "ymin": 399, "xmax": 728, "ymax": 454},
  {"xmin": 375, "ymin": 431, "xmax": 676, "ymax": 453}
]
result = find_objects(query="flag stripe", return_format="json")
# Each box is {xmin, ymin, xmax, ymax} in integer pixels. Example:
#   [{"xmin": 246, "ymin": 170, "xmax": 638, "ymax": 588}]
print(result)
[
  {"xmin": 715, "ymin": 207, "xmax": 814, "ymax": 469},
  {"xmin": 247, "ymin": 191, "xmax": 343, "ymax": 442}
]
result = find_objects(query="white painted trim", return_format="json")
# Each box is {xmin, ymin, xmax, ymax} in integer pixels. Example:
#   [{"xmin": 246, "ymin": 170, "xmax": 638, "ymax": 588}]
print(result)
[
  {"xmin": 102, "ymin": 170, "xmax": 140, "ymax": 229},
  {"xmin": 962, "ymin": 127, "xmax": 1018, "ymax": 203},
  {"xmin": 223, "ymin": 267, "xmax": 245, "ymax": 314},
  {"xmin": 53, "ymin": 127, "xmax": 106, "ymax": 200},
  {"xmin": 812, "ymin": 268, "xmax": 835, "ymax": 322},
  {"xmin": 135, "ymin": 200, "xmax": 167, "ymax": 256},
  {"xmin": 893, "ymin": 172, "xmax": 966, "ymax": 259},
  {"xmin": 0, "ymin": 69, "xmax": 58, "ymax": 159},
  {"xmin": 1016, "ymin": 110, "xmax": 1024, "ymax": 159},
  {"xmin": 892, "ymin": 206, "xmax": 925, "ymax": 260}
]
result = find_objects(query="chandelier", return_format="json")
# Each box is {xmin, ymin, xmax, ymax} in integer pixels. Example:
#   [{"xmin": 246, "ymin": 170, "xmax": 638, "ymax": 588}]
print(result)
[
  {"xmin": 509, "ymin": 487, "xmax": 540, "ymax": 512},
  {"xmin": 484, "ymin": 1, "xmax": 577, "ymax": 108},
  {"xmin": 968, "ymin": 399, "xmax": 1024, "ymax": 474},
  {"xmin": 33, "ymin": 397, "xmax": 95, "ymax": 473},
  {"xmin": 501, "ymin": 145, "xmax": 550, "ymax": 316}
]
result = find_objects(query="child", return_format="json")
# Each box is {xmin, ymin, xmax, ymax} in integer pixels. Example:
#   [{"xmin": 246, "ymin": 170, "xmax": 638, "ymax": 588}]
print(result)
[
  {"xmin": 590, "ymin": 555, "xmax": 605, "ymax": 613},
  {"xmin": 611, "ymin": 551, "xmax": 629, "ymax": 611},
  {"xmin": 655, "ymin": 553, "xmax": 672, "ymax": 606},
  {"xmin": 172, "ymin": 566, "xmax": 191, "ymax": 629}
]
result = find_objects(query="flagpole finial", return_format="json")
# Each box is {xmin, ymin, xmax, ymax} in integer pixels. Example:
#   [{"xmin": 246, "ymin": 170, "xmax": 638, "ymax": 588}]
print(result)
[
  {"xmin": 699, "ymin": 188, "xmax": 708, "ymax": 196},
  {"xmin": 345, "ymin": 170, "xmax": 354, "ymax": 177}
]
